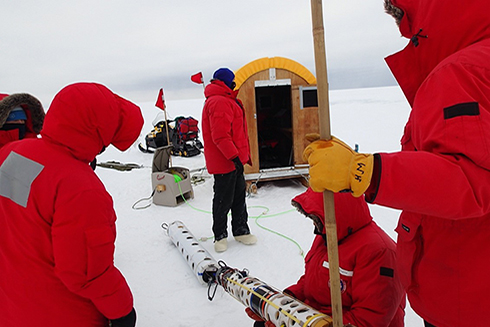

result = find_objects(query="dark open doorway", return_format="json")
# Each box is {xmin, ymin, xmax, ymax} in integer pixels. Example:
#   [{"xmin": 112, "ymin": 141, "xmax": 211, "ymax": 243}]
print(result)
[{"xmin": 255, "ymin": 85, "xmax": 293, "ymax": 169}]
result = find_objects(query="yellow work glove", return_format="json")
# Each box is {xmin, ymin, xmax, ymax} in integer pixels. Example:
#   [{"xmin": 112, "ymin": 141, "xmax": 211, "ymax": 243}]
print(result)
[{"xmin": 303, "ymin": 136, "xmax": 373, "ymax": 197}]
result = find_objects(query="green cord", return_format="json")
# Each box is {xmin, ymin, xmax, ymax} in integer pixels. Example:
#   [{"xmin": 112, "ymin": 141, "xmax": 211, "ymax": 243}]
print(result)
[
  {"xmin": 177, "ymin": 182, "xmax": 305, "ymax": 257},
  {"xmin": 250, "ymin": 207, "xmax": 304, "ymax": 258}
]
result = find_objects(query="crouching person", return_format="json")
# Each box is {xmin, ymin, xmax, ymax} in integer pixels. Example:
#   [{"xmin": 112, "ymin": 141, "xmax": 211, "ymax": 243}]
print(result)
[
  {"xmin": 0, "ymin": 83, "xmax": 143, "ymax": 327},
  {"xmin": 247, "ymin": 188, "xmax": 406, "ymax": 327}
]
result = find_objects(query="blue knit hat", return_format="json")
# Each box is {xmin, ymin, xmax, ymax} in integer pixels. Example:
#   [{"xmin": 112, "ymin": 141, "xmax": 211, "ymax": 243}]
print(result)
[
  {"xmin": 213, "ymin": 68, "xmax": 235, "ymax": 89},
  {"xmin": 7, "ymin": 107, "xmax": 27, "ymax": 121}
]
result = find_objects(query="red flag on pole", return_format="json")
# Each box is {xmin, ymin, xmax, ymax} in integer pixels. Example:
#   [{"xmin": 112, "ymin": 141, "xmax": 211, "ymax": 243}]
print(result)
[
  {"xmin": 191, "ymin": 72, "xmax": 204, "ymax": 84},
  {"xmin": 155, "ymin": 88, "xmax": 165, "ymax": 110}
]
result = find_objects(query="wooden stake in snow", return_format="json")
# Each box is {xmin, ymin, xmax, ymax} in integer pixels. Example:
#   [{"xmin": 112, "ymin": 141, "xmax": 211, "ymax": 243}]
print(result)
[{"xmin": 310, "ymin": 1, "xmax": 343, "ymax": 326}]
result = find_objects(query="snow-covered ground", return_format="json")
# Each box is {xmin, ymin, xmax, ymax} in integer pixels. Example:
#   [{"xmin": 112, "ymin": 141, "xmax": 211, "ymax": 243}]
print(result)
[{"xmin": 95, "ymin": 85, "xmax": 424, "ymax": 326}]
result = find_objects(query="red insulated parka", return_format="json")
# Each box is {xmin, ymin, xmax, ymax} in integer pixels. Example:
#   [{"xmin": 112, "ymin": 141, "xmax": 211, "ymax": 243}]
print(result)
[
  {"xmin": 367, "ymin": 0, "xmax": 490, "ymax": 326},
  {"xmin": 0, "ymin": 93, "xmax": 45, "ymax": 148},
  {"xmin": 201, "ymin": 80, "xmax": 251, "ymax": 174},
  {"xmin": 0, "ymin": 83, "xmax": 143, "ymax": 327},
  {"xmin": 288, "ymin": 189, "xmax": 405, "ymax": 327}
]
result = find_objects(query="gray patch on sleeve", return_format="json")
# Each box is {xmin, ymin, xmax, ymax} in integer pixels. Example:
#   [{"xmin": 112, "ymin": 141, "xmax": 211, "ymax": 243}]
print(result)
[{"xmin": 0, "ymin": 151, "xmax": 44, "ymax": 207}]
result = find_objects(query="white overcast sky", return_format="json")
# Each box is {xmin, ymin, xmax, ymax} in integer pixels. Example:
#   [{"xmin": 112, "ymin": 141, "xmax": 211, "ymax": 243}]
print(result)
[{"xmin": 1, "ymin": 1, "xmax": 409, "ymax": 106}]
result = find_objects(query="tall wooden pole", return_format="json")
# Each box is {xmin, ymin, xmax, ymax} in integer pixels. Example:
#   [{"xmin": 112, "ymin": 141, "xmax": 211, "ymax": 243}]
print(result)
[{"xmin": 310, "ymin": 1, "xmax": 343, "ymax": 327}]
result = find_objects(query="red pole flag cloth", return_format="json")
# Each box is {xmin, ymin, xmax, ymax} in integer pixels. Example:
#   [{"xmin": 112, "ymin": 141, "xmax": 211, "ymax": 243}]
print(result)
[
  {"xmin": 191, "ymin": 72, "xmax": 204, "ymax": 84},
  {"xmin": 155, "ymin": 88, "xmax": 165, "ymax": 110}
]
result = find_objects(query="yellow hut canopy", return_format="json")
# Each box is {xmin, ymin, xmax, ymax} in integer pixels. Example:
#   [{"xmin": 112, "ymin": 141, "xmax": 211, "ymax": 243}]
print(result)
[{"xmin": 234, "ymin": 57, "xmax": 316, "ymax": 89}]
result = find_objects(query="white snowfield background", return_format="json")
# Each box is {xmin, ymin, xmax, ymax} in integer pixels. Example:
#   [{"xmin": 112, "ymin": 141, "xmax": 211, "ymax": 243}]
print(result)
[{"xmin": 95, "ymin": 85, "xmax": 424, "ymax": 326}]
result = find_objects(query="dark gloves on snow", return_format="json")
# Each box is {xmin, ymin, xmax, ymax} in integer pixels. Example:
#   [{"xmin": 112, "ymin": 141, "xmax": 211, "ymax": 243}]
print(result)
[
  {"xmin": 110, "ymin": 307, "xmax": 136, "ymax": 327},
  {"xmin": 232, "ymin": 156, "xmax": 244, "ymax": 175}
]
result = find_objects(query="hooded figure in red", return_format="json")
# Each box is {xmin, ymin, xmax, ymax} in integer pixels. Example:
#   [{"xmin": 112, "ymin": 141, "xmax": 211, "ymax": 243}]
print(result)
[
  {"xmin": 303, "ymin": 0, "xmax": 490, "ymax": 326},
  {"xmin": 286, "ymin": 189, "xmax": 405, "ymax": 327},
  {"xmin": 0, "ymin": 83, "xmax": 143, "ymax": 327},
  {"xmin": 0, "ymin": 92, "xmax": 44, "ymax": 148}
]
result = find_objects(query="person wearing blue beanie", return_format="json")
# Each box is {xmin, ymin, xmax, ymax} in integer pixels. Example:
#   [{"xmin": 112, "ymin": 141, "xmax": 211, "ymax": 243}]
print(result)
[
  {"xmin": 213, "ymin": 68, "xmax": 236, "ymax": 90},
  {"xmin": 202, "ymin": 67, "xmax": 257, "ymax": 252}
]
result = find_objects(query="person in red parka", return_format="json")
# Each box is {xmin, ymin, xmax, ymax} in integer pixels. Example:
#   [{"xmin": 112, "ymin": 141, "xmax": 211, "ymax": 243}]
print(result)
[
  {"xmin": 247, "ymin": 188, "xmax": 405, "ymax": 327},
  {"xmin": 303, "ymin": 0, "xmax": 490, "ymax": 326},
  {"xmin": 201, "ymin": 68, "xmax": 256, "ymax": 253},
  {"xmin": 0, "ymin": 92, "xmax": 44, "ymax": 148},
  {"xmin": 0, "ymin": 82, "xmax": 144, "ymax": 327}
]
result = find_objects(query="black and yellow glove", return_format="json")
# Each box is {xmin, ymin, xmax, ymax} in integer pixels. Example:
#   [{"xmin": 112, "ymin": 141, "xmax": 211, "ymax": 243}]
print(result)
[{"xmin": 303, "ymin": 136, "xmax": 373, "ymax": 197}]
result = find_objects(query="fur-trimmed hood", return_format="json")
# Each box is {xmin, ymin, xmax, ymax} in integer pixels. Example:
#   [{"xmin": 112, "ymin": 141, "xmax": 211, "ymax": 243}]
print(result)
[{"xmin": 0, "ymin": 93, "xmax": 45, "ymax": 133}]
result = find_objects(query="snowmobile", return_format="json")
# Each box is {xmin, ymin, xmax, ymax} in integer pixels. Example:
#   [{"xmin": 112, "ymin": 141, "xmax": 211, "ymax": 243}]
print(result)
[{"xmin": 138, "ymin": 116, "xmax": 203, "ymax": 157}]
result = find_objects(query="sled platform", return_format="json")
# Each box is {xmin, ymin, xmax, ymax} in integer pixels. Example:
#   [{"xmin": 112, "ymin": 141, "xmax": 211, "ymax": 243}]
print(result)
[{"xmin": 244, "ymin": 165, "xmax": 309, "ymax": 194}]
